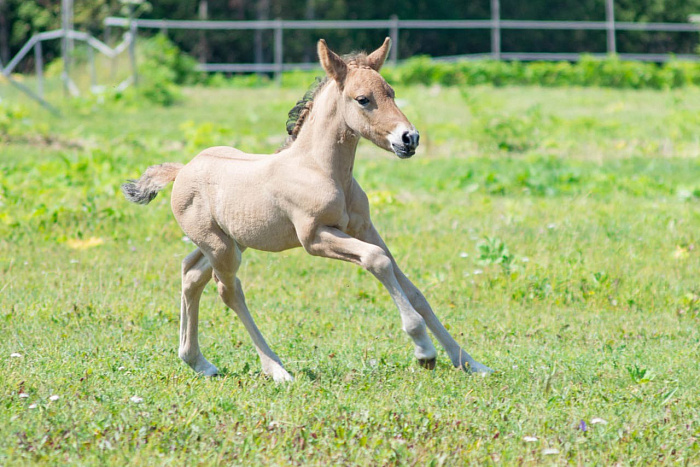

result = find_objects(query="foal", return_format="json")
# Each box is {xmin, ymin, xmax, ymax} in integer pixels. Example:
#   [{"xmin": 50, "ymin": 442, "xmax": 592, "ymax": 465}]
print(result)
[{"xmin": 123, "ymin": 38, "xmax": 492, "ymax": 381}]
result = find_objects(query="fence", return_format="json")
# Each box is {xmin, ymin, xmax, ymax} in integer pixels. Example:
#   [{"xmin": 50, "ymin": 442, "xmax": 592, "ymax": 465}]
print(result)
[
  {"xmin": 103, "ymin": 6, "xmax": 700, "ymax": 79},
  {"xmin": 3, "ymin": 3, "xmax": 700, "ymax": 109},
  {"xmin": 1, "ymin": 28, "xmax": 133, "ymax": 113}
]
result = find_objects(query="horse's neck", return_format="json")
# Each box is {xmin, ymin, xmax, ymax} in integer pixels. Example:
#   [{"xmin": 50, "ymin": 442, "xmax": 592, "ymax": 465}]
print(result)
[{"xmin": 289, "ymin": 83, "xmax": 359, "ymax": 190}]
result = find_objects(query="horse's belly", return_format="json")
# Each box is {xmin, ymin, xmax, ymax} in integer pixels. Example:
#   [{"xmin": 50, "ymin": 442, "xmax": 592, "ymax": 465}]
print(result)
[{"xmin": 222, "ymin": 210, "xmax": 301, "ymax": 252}]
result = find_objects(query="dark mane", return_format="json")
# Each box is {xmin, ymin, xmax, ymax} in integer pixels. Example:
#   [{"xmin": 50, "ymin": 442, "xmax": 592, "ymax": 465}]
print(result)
[
  {"xmin": 279, "ymin": 76, "xmax": 328, "ymax": 151},
  {"xmin": 278, "ymin": 52, "xmax": 371, "ymax": 152}
]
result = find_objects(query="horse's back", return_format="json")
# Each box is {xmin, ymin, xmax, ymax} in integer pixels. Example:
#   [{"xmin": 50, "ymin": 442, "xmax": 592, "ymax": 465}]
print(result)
[{"xmin": 194, "ymin": 146, "xmax": 263, "ymax": 162}]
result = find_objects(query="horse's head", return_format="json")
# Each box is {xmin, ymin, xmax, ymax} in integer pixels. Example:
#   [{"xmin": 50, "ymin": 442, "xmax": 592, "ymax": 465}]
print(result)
[{"xmin": 318, "ymin": 38, "xmax": 420, "ymax": 159}]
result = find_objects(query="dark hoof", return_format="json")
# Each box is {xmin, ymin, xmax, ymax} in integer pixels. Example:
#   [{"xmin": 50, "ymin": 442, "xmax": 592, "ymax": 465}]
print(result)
[{"xmin": 418, "ymin": 357, "xmax": 437, "ymax": 370}]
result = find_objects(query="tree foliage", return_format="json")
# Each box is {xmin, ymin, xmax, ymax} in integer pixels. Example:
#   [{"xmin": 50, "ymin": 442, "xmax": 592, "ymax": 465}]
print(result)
[{"xmin": 1, "ymin": 0, "xmax": 698, "ymax": 71}]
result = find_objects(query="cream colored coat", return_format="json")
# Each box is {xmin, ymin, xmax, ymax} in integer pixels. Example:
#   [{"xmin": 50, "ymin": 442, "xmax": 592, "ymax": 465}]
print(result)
[{"xmin": 123, "ymin": 38, "xmax": 492, "ymax": 381}]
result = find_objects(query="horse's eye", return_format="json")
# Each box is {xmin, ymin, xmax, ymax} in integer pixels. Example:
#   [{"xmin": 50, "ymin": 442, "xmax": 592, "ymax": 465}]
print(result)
[{"xmin": 355, "ymin": 96, "xmax": 370, "ymax": 106}]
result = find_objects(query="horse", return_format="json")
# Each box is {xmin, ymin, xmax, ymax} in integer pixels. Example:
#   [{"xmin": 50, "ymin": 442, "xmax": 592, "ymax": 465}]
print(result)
[{"xmin": 122, "ymin": 38, "xmax": 493, "ymax": 381}]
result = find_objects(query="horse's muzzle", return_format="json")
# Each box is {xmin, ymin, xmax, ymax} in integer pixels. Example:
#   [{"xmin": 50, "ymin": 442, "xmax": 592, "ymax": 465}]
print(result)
[{"xmin": 392, "ymin": 129, "xmax": 420, "ymax": 159}]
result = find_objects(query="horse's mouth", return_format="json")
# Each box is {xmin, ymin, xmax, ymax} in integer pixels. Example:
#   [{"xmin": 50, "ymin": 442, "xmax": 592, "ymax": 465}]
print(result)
[{"xmin": 392, "ymin": 144, "xmax": 416, "ymax": 159}]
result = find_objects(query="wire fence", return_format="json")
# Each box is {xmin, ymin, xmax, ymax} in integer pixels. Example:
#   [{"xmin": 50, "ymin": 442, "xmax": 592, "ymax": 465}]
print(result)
[
  {"xmin": 1, "ymin": 29, "xmax": 133, "ymax": 113},
  {"xmin": 103, "ymin": 8, "xmax": 700, "ymax": 77}
]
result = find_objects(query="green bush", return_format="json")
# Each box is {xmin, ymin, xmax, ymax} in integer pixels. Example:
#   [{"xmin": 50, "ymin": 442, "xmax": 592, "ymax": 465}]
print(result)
[
  {"xmin": 139, "ymin": 34, "xmax": 201, "ymax": 86},
  {"xmin": 231, "ymin": 56, "xmax": 700, "ymax": 90},
  {"xmin": 130, "ymin": 34, "xmax": 202, "ymax": 106},
  {"xmin": 475, "ymin": 106, "xmax": 547, "ymax": 153},
  {"xmin": 383, "ymin": 55, "xmax": 700, "ymax": 89}
]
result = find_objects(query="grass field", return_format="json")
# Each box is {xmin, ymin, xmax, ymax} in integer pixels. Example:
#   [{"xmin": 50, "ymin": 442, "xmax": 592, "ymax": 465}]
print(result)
[{"xmin": 2, "ymin": 78, "xmax": 700, "ymax": 464}]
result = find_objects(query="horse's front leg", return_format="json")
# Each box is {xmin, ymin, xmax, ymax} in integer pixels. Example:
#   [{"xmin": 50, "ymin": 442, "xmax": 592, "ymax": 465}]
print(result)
[
  {"xmin": 302, "ymin": 226, "xmax": 438, "ymax": 365},
  {"xmin": 361, "ymin": 225, "xmax": 493, "ymax": 374}
]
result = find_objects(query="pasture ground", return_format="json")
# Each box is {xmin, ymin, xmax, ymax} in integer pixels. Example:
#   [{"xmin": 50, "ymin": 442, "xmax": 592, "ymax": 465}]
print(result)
[{"xmin": 1, "ymin": 80, "xmax": 700, "ymax": 464}]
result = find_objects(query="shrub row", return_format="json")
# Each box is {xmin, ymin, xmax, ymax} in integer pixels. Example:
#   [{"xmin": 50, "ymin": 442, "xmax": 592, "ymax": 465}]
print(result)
[
  {"xmin": 211, "ymin": 54, "xmax": 700, "ymax": 90},
  {"xmin": 141, "ymin": 35, "xmax": 700, "ymax": 93},
  {"xmin": 381, "ymin": 55, "xmax": 700, "ymax": 89}
]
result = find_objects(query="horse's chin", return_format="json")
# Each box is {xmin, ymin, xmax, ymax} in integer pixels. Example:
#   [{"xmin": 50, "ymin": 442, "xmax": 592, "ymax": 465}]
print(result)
[{"xmin": 392, "ymin": 144, "xmax": 416, "ymax": 159}]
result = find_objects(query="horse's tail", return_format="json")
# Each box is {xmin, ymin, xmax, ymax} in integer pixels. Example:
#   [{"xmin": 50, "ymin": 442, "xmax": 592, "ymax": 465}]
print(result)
[{"xmin": 121, "ymin": 162, "xmax": 184, "ymax": 205}]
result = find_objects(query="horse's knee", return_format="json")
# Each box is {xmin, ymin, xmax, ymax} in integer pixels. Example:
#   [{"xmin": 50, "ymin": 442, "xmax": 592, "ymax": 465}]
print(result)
[
  {"xmin": 403, "ymin": 314, "xmax": 428, "ymax": 339},
  {"xmin": 182, "ymin": 264, "xmax": 210, "ymax": 294},
  {"xmin": 362, "ymin": 245, "xmax": 392, "ymax": 276},
  {"xmin": 216, "ymin": 281, "xmax": 232, "ymax": 303},
  {"xmin": 215, "ymin": 274, "xmax": 240, "ymax": 307}
]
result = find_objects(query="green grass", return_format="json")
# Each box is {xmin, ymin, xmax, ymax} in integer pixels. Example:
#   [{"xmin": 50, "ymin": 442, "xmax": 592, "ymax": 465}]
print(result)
[{"xmin": 1, "ymin": 78, "xmax": 700, "ymax": 464}]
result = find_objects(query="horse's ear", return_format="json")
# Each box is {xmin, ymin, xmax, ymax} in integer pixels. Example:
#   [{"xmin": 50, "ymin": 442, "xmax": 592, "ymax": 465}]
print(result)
[
  {"xmin": 366, "ymin": 37, "xmax": 392, "ymax": 71},
  {"xmin": 318, "ymin": 39, "xmax": 347, "ymax": 87}
]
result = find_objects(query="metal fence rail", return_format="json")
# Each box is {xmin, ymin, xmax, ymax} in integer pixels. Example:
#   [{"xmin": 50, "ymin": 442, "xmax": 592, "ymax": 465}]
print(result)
[
  {"xmin": 104, "ymin": 12, "xmax": 700, "ymax": 77},
  {"xmin": 1, "ymin": 28, "xmax": 133, "ymax": 113}
]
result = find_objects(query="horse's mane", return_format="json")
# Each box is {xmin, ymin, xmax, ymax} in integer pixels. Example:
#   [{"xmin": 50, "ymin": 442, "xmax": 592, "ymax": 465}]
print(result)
[
  {"xmin": 281, "ymin": 76, "xmax": 328, "ymax": 149},
  {"xmin": 278, "ymin": 52, "xmax": 371, "ymax": 152}
]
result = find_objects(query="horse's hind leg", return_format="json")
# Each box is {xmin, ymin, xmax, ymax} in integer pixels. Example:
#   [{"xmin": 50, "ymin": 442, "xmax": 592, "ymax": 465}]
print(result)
[
  {"xmin": 215, "ymin": 274, "xmax": 293, "ymax": 382},
  {"xmin": 200, "ymin": 234, "xmax": 293, "ymax": 382},
  {"xmin": 179, "ymin": 248, "xmax": 218, "ymax": 376}
]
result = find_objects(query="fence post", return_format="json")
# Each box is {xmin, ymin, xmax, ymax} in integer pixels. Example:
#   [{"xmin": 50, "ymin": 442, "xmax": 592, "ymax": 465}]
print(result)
[
  {"xmin": 605, "ymin": 0, "xmax": 617, "ymax": 54},
  {"xmin": 490, "ymin": 0, "xmax": 501, "ymax": 60},
  {"xmin": 61, "ymin": 0, "xmax": 70, "ymax": 96},
  {"xmin": 34, "ymin": 40, "xmax": 43, "ymax": 98},
  {"xmin": 274, "ymin": 19, "xmax": 283, "ymax": 84},
  {"xmin": 129, "ymin": 20, "xmax": 138, "ymax": 85},
  {"xmin": 389, "ymin": 15, "xmax": 399, "ymax": 65}
]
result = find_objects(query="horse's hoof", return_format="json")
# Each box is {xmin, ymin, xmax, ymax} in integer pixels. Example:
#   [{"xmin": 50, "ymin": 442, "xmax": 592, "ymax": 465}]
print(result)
[
  {"xmin": 262, "ymin": 363, "xmax": 294, "ymax": 383},
  {"xmin": 418, "ymin": 357, "xmax": 437, "ymax": 370},
  {"xmin": 270, "ymin": 367, "xmax": 294, "ymax": 383},
  {"xmin": 197, "ymin": 362, "xmax": 220, "ymax": 377},
  {"xmin": 467, "ymin": 361, "xmax": 494, "ymax": 375},
  {"xmin": 182, "ymin": 354, "xmax": 219, "ymax": 377}
]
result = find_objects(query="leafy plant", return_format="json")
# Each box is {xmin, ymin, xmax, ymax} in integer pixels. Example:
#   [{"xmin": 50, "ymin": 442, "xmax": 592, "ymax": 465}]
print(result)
[
  {"xmin": 627, "ymin": 364, "xmax": 655, "ymax": 384},
  {"xmin": 130, "ymin": 34, "xmax": 201, "ymax": 106},
  {"xmin": 139, "ymin": 34, "xmax": 201, "ymax": 86},
  {"xmin": 476, "ymin": 236, "xmax": 518, "ymax": 274},
  {"xmin": 476, "ymin": 106, "xmax": 547, "ymax": 153}
]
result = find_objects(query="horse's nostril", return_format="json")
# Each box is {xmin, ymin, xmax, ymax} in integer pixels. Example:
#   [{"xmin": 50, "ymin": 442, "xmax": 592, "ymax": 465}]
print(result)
[{"xmin": 402, "ymin": 131, "xmax": 411, "ymax": 145}]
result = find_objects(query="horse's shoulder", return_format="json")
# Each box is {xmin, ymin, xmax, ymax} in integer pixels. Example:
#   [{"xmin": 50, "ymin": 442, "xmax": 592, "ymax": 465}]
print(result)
[
  {"xmin": 345, "ymin": 178, "xmax": 371, "ymax": 237},
  {"xmin": 349, "ymin": 178, "xmax": 369, "ymax": 210}
]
